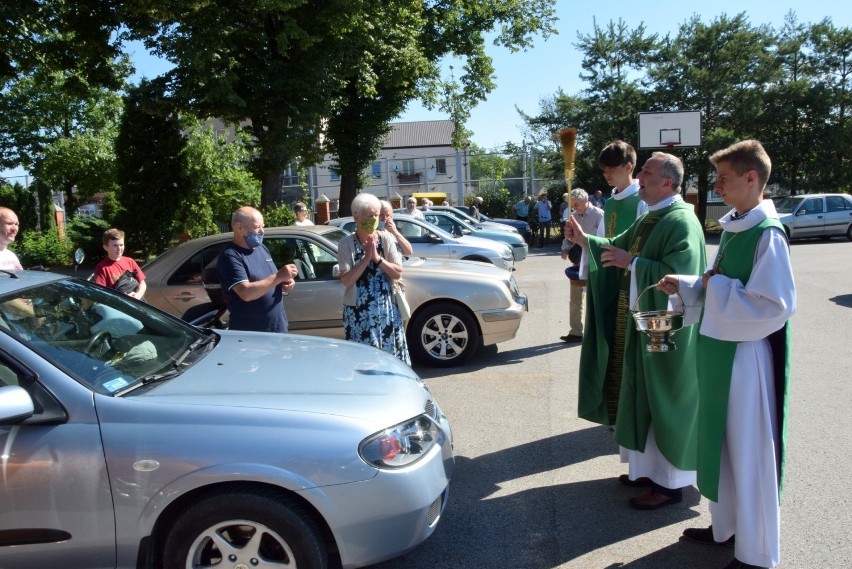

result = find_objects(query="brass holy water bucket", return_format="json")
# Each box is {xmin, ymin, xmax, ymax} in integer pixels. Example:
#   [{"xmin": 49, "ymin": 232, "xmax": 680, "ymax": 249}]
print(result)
[{"xmin": 631, "ymin": 284, "xmax": 685, "ymax": 353}]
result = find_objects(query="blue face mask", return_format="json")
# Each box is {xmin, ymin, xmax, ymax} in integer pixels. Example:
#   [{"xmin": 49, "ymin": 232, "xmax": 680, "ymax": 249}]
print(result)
[{"xmin": 245, "ymin": 232, "xmax": 264, "ymax": 248}]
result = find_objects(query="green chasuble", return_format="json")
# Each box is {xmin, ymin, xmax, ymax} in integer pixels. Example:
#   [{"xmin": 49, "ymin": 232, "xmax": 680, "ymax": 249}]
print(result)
[
  {"xmin": 578, "ymin": 199, "xmax": 706, "ymax": 471},
  {"xmin": 603, "ymin": 193, "xmax": 643, "ymax": 238},
  {"xmin": 696, "ymin": 218, "xmax": 792, "ymax": 502}
]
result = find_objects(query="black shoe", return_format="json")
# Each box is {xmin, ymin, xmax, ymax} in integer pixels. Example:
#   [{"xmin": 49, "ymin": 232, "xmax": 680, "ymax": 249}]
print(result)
[
  {"xmin": 560, "ymin": 334, "xmax": 583, "ymax": 343},
  {"xmin": 682, "ymin": 525, "xmax": 735, "ymax": 547},
  {"xmin": 618, "ymin": 474, "xmax": 652, "ymax": 487},
  {"xmin": 628, "ymin": 488, "xmax": 682, "ymax": 510},
  {"xmin": 722, "ymin": 559, "xmax": 767, "ymax": 569}
]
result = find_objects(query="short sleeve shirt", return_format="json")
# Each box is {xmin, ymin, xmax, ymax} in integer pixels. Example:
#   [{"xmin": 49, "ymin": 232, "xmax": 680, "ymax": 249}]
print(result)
[
  {"xmin": 218, "ymin": 242, "xmax": 287, "ymax": 333},
  {"xmin": 93, "ymin": 257, "xmax": 146, "ymax": 288}
]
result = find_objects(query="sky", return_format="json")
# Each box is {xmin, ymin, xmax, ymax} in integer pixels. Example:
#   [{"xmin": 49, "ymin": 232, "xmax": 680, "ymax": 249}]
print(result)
[{"xmin": 4, "ymin": 0, "xmax": 852, "ymax": 182}]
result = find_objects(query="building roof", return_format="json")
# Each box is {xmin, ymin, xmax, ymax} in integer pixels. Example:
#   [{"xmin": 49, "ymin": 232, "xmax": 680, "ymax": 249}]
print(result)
[{"xmin": 383, "ymin": 120, "xmax": 455, "ymax": 149}]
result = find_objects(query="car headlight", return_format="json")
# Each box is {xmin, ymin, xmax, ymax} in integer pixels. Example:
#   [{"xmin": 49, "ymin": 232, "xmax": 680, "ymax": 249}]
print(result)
[
  {"xmin": 360, "ymin": 415, "xmax": 442, "ymax": 469},
  {"xmin": 500, "ymin": 247, "xmax": 513, "ymax": 260}
]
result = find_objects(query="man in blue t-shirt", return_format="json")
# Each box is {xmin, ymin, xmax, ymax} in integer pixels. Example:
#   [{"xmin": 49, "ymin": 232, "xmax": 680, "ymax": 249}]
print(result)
[{"xmin": 218, "ymin": 207, "xmax": 298, "ymax": 332}]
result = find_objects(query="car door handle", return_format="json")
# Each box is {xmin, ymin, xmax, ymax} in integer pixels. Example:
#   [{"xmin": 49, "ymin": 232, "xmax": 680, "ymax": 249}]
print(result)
[{"xmin": 172, "ymin": 292, "xmax": 200, "ymax": 301}]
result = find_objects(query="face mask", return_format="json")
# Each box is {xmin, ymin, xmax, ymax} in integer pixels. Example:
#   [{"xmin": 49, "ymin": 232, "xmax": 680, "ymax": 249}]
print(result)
[
  {"xmin": 358, "ymin": 218, "xmax": 379, "ymax": 233},
  {"xmin": 378, "ymin": 220, "xmax": 386, "ymax": 230},
  {"xmin": 245, "ymin": 232, "xmax": 264, "ymax": 248}
]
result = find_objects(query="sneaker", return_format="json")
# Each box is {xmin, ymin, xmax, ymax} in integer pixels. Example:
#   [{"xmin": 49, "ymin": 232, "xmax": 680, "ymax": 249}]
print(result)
[{"xmin": 559, "ymin": 334, "xmax": 583, "ymax": 343}]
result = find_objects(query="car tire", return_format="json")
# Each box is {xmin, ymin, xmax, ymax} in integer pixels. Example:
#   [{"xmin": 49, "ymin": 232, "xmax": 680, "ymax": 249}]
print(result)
[
  {"xmin": 846, "ymin": 224, "xmax": 852, "ymax": 241},
  {"xmin": 407, "ymin": 302, "xmax": 480, "ymax": 367},
  {"xmin": 162, "ymin": 489, "xmax": 328, "ymax": 569}
]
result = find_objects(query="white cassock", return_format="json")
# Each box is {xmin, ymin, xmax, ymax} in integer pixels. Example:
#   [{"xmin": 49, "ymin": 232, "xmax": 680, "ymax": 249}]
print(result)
[{"xmin": 677, "ymin": 199, "xmax": 796, "ymax": 569}]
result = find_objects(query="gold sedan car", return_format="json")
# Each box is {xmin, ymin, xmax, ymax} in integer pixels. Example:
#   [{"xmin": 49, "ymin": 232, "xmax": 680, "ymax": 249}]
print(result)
[{"xmin": 143, "ymin": 225, "xmax": 528, "ymax": 367}]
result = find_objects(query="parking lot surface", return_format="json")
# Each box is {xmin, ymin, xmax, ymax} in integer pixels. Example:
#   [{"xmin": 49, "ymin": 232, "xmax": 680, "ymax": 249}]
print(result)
[{"xmin": 369, "ymin": 237, "xmax": 852, "ymax": 569}]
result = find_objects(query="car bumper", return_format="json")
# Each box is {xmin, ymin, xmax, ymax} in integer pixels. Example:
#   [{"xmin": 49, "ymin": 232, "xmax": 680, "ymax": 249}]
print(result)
[
  {"xmin": 316, "ymin": 421, "xmax": 454, "ymax": 568},
  {"xmin": 478, "ymin": 295, "xmax": 527, "ymax": 346},
  {"xmin": 511, "ymin": 243, "xmax": 529, "ymax": 262}
]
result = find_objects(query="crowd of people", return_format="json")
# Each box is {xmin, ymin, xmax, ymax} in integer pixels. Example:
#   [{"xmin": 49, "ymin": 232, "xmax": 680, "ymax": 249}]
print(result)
[{"xmin": 1, "ymin": 135, "xmax": 796, "ymax": 569}]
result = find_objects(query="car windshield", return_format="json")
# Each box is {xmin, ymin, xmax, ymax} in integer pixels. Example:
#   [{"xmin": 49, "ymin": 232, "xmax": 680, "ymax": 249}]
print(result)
[
  {"xmin": 774, "ymin": 196, "xmax": 803, "ymax": 214},
  {"xmin": 0, "ymin": 278, "xmax": 212, "ymax": 396}
]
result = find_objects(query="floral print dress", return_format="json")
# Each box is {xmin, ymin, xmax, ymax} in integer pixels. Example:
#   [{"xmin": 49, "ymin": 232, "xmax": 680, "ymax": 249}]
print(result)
[{"xmin": 342, "ymin": 239, "xmax": 410, "ymax": 365}]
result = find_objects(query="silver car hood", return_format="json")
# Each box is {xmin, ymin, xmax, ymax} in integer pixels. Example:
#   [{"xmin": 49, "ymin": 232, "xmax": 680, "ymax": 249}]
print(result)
[{"xmin": 136, "ymin": 332, "xmax": 426, "ymax": 421}]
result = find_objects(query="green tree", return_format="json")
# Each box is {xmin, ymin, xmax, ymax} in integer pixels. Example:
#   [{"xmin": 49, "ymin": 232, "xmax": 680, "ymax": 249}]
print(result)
[
  {"xmin": 809, "ymin": 19, "xmax": 852, "ymax": 192},
  {"xmin": 648, "ymin": 13, "xmax": 778, "ymax": 219},
  {"xmin": 114, "ymin": 80, "xmax": 193, "ymax": 255},
  {"xmin": 182, "ymin": 120, "xmax": 260, "ymax": 229},
  {"xmin": 0, "ymin": 66, "xmax": 125, "ymax": 214},
  {"xmin": 126, "ymin": 0, "xmax": 356, "ymax": 207},
  {"xmin": 0, "ymin": 1, "xmax": 127, "ymax": 89}
]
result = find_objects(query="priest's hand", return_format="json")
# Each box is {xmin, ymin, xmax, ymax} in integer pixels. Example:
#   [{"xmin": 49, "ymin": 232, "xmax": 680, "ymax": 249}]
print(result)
[
  {"xmin": 600, "ymin": 244, "xmax": 633, "ymax": 269},
  {"xmin": 566, "ymin": 216, "xmax": 588, "ymax": 248}
]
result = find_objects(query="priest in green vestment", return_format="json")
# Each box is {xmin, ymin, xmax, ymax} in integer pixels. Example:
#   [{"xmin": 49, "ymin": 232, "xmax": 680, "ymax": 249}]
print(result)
[{"xmin": 568, "ymin": 151, "xmax": 706, "ymax": 510}]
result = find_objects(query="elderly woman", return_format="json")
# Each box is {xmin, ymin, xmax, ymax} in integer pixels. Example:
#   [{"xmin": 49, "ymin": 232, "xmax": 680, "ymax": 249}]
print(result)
[{"xmin": 338, "ymin": 193, "xmax": 410, "ymax": 364}]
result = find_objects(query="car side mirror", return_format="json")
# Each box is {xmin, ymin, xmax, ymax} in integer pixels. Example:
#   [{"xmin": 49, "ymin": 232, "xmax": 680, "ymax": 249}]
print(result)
[
  {"xmin": 332, "ymin": 264, "xmax": 341, "ymax": 278},
  {"xmin": 426, "ymin": 232, "xmax": 443, "ymax": 243},
  {"xmin": 795, "ymin": 209, "xmax": 807, "ymax": 216},
  {"xmin": 461, "ymin": 228, "xmax": 471, "ymax": 236},
  {"xmin": 0, "ymin": 385, "xmax": 35, "ymax": 425}
]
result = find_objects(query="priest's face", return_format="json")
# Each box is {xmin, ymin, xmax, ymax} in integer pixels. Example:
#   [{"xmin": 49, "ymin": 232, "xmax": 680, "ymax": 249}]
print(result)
[
  {"xmin": 637, "ymin": 157, "xmax": 672, "ymax": 205},
  {"xmin": 714, "ymin": 161, "xmax": 759, "ymax": 212}
]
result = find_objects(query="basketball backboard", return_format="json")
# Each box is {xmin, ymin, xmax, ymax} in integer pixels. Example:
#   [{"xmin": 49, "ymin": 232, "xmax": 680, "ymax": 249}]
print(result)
[{"xmin": 638, "ymin": 111, "xmax": 702, "ymax": 149}]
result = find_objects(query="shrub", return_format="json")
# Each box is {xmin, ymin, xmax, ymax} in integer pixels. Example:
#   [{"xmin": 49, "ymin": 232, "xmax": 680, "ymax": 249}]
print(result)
[
  {"xmin": 262, "ymin": 203, "xmax": 295, "ymax": 227},
  {"xmin": 64, "ymin": 215, "xmax": 110, "ymax": 264},
  {"xmin": 15, "ymin": 228, "xmax": 75, "ymax": 268}
]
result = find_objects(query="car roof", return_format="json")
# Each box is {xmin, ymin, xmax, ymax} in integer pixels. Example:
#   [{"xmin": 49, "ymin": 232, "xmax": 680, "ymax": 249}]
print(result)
[{"xmin": 0, "ymin": 269, "xmax": 67, "ymax": 295}]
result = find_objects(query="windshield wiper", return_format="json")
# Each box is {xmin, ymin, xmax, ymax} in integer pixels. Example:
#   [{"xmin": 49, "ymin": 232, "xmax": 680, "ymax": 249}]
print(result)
[
  {"xmin": 114, "ymin": 368, "xmax": 184, "ymax": 396},
  {"xmin": 173, "ymin": 332, "xmax": 217, "ymax": 367},
  {"xmin": 114, "ymin": 333, "xmax": 216, "ymax": 397}
]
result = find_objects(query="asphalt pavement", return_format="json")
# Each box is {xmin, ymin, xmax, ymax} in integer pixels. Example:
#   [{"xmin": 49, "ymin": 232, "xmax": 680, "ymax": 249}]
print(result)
[{"xmin": 368, "ymin": 236, "xmax": 852, "ymax": 569}]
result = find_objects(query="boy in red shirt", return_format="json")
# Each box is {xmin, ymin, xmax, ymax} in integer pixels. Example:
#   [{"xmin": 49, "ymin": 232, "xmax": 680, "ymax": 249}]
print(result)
[{"xmin": 93, "ymin": 228, "xmax": 147, "ymax": 299}]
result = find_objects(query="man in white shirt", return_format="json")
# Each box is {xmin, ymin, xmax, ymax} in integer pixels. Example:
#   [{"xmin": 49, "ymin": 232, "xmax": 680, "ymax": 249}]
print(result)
[
  {"xmin": 559, "ymin": 189, "xmax": 604, "ymax": 343},
  {"xmin": 0, "ymin": 207, "xmax": 23, "ymax": 271}
]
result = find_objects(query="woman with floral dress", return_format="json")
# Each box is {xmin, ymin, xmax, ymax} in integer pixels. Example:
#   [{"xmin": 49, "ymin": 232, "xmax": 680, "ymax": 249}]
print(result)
[{"xmin": 337, "ymin": 193, "xmax": 410, "ymax": 365}]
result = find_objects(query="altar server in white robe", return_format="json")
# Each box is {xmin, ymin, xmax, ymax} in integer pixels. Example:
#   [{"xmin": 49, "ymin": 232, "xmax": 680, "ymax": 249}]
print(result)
[{"xmin": 659, "ymin": 140, "xmax": 796, "ymax": 569}]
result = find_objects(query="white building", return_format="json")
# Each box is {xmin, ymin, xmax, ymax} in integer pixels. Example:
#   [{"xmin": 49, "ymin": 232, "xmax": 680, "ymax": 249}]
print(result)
[{"xmin": 311, "ymin": 120, "xmax": 471, "ymax": 206}]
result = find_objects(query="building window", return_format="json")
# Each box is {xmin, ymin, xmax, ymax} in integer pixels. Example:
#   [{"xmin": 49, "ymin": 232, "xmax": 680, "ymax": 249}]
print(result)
[
  {"xmin": 329, "ymin": 165, "xmax": 340, "ymax": 181},
  {"xmin": 371, "ymin": 162, "xmax": 382, "ymax": 178},
  {"xmin": 402, "ymin": 159, "xmax": 415, "ymax": 175},
  {"xmin": 435, "ymin": 158, "xmax": 447, "ymax": 175}
]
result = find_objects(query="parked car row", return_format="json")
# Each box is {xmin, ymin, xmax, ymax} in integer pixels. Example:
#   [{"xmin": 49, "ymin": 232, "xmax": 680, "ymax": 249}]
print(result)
[
  {"xmin": 394, "ymin": 209, "xmax": 529, "ymax": 261},
  {"xmin": 329, "ymin": 214, "xmax": 518, "ymax": 269},
  {"xmin": 0, "ymin": 269, "xmax": 454, "ymax": 568},
  {"xmin": 143, "ymin": 225, "xmax": 528, "ymax": 367}
]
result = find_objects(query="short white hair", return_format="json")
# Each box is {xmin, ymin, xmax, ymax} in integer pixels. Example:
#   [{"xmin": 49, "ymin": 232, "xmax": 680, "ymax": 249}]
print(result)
[
  {"xmin": 570, "ymin": 188, "xmax": 589, "ymax": 201},
  {"xmin": 351, "ymin": 193, "xmax": 381, "ymax": 216}
]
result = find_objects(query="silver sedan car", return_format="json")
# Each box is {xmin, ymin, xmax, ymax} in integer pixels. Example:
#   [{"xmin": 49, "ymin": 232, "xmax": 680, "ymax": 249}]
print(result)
[
  {"xmin": 0, "ymin": 270, "xmax": 452, "ymax": 569},
  {"xmin": 774, "ymin": 193, "xmax": 852, "ymax": 240},
  {"xmin": 143, "ymin": 225, "xmax": 528, "ymax": 367}
]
